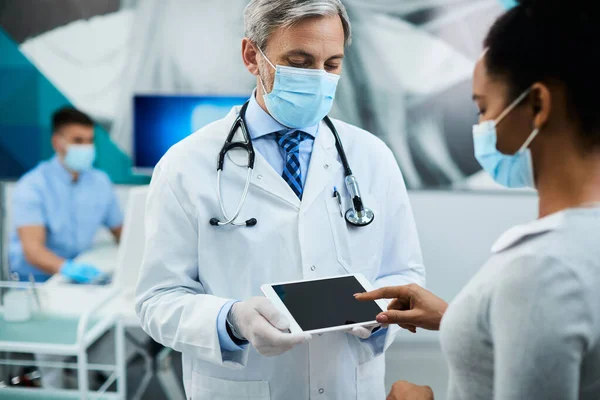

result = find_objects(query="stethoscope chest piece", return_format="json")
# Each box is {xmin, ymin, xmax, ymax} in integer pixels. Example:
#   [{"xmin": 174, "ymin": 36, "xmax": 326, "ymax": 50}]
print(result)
[{"xmin": 345, "ymin": 207, "xmax": 375, "ymax": 227}]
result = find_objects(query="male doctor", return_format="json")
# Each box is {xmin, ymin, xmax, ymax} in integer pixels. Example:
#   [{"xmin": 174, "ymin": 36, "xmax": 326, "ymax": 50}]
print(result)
[{"xmin": 135, "ymin": 1, "xmax": 425, "ymax": 399}]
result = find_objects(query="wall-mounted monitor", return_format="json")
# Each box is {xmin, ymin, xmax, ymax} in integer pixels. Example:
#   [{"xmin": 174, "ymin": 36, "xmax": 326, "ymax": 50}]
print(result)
[{"xmin": 133, "ymin": 94, "xmax": 249, "ymax": 171}]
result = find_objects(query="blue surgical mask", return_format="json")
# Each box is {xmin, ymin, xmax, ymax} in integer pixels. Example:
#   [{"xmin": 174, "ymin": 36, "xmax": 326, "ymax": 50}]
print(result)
[
  {"xmin": 64, "ymin": 144, "xmax": 96, "ymax": 172},
  {"xmin": 258, "ymin": 47, "xmax": 340, "ymax": 129},
  {"xmin": 472, "ymin": 88, "xmax": 541, "ymax": 188}
]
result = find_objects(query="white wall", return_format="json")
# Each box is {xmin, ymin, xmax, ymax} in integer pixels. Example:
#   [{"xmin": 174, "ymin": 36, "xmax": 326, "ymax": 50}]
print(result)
[{"xmin": 384, "ymin": 190, "xmax": 538, "ymax": 399}]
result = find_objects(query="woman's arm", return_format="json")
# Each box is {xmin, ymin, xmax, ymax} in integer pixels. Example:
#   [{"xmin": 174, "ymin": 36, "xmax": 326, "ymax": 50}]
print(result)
[{"xmin": 355, "ymin": 283, "xmax": 448, "ymax": 332}]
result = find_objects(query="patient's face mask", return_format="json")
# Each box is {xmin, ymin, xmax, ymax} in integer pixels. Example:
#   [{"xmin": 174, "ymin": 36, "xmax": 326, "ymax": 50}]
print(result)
[
  {"xmin": 472, "ymin": 88, "xmax": 541, "ymax": 188},
  {"xmin": 63, "ymin": 144, "xmax": 96, "ymax": 172},
  {"xmin": 258, "ymin": 47, "xmax": 340, "ymax": 129}
]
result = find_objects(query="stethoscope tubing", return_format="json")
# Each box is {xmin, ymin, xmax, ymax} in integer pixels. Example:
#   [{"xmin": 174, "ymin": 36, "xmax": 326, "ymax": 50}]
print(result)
[
  {"xmin": 213, "ymin": 100, "xmax": 373, "ymax": 228},
  {"xmin": 215, "ymin": 167, "xmax": 254, "ymax": 226}
]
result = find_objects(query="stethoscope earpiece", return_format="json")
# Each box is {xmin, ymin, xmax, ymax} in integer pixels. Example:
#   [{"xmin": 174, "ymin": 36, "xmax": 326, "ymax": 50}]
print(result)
[
  {"xmin": 210, "ymin": 217, "xmax": 258, "ymax": 227},
  {"xmin": 245, "ymin": 218, "xmax": 258, "ymax": 227}
]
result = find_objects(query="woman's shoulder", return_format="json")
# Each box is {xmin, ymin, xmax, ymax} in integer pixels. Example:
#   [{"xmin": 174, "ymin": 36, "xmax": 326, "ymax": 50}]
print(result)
[
  {"xmin": 493, "ymin": 208, "xmax": 600, "ymax": 290},
  {"xmin": 489, "ymin": 232, "xmax": 600, "ymax": 346}
]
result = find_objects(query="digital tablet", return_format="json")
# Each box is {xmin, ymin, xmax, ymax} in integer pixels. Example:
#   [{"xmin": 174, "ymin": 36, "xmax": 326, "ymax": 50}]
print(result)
[{"xmin": 261, "ymin": 273, "xmax": 387, "ymax": 335}]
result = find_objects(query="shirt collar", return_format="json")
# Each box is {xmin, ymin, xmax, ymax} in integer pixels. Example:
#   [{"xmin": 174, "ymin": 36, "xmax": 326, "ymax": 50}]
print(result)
[
  {"xmin": 245, "ymin": 90, "xmax": 319, "ymax": 139},
  {"xmin": 49, "ymin": 155, "xmax": 80, "ymax": 184},
  {"xmin": 491, "ymin": 211, "xmax": 566, "ymax": 254}
]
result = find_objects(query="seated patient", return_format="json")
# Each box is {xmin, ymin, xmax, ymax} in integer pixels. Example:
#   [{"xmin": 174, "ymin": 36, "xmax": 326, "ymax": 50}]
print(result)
[{"xmin": 8, "ymin": 107, "xmax": 123, "ymax": 283}]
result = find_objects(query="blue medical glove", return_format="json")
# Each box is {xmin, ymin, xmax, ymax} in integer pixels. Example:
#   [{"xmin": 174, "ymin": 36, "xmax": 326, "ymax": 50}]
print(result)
[{"xmin": 60, "ymin": 260, "xmax": 103, "ymax": 283}]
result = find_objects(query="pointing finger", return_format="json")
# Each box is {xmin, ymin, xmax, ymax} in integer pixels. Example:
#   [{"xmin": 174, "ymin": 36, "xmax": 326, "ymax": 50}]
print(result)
[{"xmin": 354, "ymin": 285, "xmax": 412, "ymax": 301}]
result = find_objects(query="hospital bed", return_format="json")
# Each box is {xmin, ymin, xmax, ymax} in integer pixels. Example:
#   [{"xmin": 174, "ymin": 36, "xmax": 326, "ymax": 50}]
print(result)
[
  {"xmin": 0, "ymin": 280, "xmax": 125, "ymax": 399},
  {"xmin": 0, "ymin": 183, "xmax": 184, "ymax": 400}
]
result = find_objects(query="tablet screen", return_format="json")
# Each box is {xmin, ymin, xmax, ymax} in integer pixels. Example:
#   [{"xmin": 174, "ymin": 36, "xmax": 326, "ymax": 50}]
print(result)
[{"xmin": 271, "ymin": 276, "xmax": 382, "ymax": 331}]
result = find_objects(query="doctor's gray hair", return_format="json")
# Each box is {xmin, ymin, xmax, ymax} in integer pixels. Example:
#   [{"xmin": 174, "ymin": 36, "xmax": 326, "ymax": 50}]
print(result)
[{"xmin": 244, "ymin": 0, "xmax": 352, "ymax": 49}]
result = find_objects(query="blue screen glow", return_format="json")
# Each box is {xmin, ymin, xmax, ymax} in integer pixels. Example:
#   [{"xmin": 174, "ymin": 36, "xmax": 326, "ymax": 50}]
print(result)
[{"xmin": 133, "ymin": 95, "xmax": 249, "ymax": 168}]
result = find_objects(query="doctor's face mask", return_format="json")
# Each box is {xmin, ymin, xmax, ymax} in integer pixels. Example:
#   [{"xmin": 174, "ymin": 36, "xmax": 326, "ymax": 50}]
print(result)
[{"xmin": 257, "ymin": 46, "xmax": 340, "ymax": 129}]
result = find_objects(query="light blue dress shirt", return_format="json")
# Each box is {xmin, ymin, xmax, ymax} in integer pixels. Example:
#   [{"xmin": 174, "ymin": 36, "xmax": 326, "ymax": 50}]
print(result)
[
  {"xmin": 245, "ymin": 91, "xmax": 319, "ymax": 186},
  {"xmin": 216, "ymin": 93, "xmax": 386, "ymax": 352},
  {"xmin": 8, "ymin": 156, "xmax": 124, "ymax": 282}
]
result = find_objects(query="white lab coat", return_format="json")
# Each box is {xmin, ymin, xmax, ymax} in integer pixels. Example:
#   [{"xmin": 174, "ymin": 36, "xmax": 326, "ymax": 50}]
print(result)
[{"xmin": 135, "ymin": 106, "xmax": 426, "ymax": 400}]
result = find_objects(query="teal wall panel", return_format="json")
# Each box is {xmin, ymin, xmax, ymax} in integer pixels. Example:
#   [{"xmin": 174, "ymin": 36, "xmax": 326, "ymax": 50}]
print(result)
[{"xmin": 0, "ymin": 27, "xmax": 149, "ymax": 184}]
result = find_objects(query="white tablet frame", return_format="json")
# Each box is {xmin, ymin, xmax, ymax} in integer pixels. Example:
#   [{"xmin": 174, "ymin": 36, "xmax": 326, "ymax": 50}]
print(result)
[{"xmin": 260, "ymin": 273, "xmax": 387, "ymax": 335}]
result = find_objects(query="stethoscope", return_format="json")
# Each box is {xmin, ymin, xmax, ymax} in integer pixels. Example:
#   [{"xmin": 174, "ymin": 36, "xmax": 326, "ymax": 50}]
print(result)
[{"xmin": 209, "ymin": 101, "xmax": 375, "ymax": 228}]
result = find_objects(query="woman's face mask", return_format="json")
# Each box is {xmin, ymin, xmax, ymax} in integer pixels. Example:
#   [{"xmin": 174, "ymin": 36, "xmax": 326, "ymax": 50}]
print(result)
[{"xmin": 472, "ymin": 88, "xmax": 541, "ymax": 188}]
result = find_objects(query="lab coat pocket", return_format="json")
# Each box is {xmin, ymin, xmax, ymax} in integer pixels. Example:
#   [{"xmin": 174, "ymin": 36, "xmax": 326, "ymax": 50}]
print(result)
[
  {"xmin": 190, "ymin": 374, "xmax": 271, "ymax": 400},
  {"xmin": 325, "ymin": 195, "xmax": 352, "ymax": 273},
  {"xmin": 325, "ymin": 194, "xmax": 382, "ymax": 280}
]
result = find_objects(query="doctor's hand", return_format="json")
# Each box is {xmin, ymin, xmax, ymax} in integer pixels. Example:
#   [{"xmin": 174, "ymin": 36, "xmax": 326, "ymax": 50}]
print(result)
[
  {"xmin": 387, "ymin": 380, "xmax": 434, "ymax": 400},
  {"xmin": 355, "ymin": 284, "xmax": 448, "ymax": 332},
  {"xmin": 59, "ymin": 260, "xmax": 103, "ymax": 284},
  {"xmin": 229, "ymin": 297, "xmax": 311, "ymax": 357},
  {"xmin": 347, "ymin": 325, "xmax": 379, "ymax": 339}
]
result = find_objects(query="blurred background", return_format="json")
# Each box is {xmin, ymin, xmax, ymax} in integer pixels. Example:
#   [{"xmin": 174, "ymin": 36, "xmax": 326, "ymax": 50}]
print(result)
[
  {"xmin": 0, "ymin": 0, "xmax": 507, "ymax": 189},
  {"xmin": 0, "ymin": 1, "xmax": 539, "ymax": 399}
]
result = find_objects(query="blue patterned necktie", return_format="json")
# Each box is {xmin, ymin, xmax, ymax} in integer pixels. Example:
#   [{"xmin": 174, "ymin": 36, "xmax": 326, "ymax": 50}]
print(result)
[{"xmin": 275, "ymin": 130, "xmax": 310, "ymax": 199}]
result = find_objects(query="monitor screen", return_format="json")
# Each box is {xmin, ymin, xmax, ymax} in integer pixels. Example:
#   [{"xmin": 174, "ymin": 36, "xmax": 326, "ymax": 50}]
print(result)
[{"xmin": 133, "ymin": 95, "xmax": 249, "ymax": 169}]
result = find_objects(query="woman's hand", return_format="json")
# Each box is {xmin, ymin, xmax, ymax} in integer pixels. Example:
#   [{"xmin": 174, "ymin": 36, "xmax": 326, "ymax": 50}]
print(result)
[
  {"xmin": 355, "ymin": 284, "xmax": 448, "ymax": 332},
  {"xmin": 387, "ymin": 380, "xmax": 434, "ymax": 400}
]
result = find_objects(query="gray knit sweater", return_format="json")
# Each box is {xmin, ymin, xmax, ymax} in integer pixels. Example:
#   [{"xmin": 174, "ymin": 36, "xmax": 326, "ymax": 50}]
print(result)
[{"xmin": 440, "ymin": 207, "xmax": 600, "ymax": 400}]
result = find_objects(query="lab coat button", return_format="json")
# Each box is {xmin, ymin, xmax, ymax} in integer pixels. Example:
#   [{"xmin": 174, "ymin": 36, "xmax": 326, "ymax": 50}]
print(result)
[
  {"xmin": 311, "ymin": 265, "xmax": 316, "ymax": 271},
  {"xmin": 324, "ymin": 164, "xmax": 329, "ymax": 169},
  {"xmin": 319, "ymin": 388, "xmax": 325, "ymax": 394},
  {"xmin": 257, "ymin": 175, "xmax": 263, "ymax": 180}
]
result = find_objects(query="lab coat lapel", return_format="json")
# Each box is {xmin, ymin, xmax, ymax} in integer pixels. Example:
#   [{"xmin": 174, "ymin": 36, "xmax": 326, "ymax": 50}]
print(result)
[
  {"xmin": 301, "ymin": 120, "xmax": 343, "ymax": 212},
  {"xmin": 252, "ymin": 152, "xmax": 302, "ymax": 208},
  {"xmin": 226, "ymin": 141, "xmax": 301, "ymax": 209}
]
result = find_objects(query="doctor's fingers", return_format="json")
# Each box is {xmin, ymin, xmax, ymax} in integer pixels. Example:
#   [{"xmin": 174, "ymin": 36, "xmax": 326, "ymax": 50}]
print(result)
[
  {"xmin": 254, "ymin": 298, "xmax": 291, "ymax": 331},
  {"xmin": 252, "ymin": 318, "xmax": 311, "ymax": 347},
  {"xmin": 349, "ymin": 326, "xmax": 373, "ymax": 339}
]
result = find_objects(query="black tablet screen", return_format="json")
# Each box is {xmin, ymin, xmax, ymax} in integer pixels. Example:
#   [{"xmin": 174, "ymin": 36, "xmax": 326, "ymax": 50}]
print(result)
[{"xmin": 271, "ymin": 276, "xmax": 382, "ymax": 332}]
